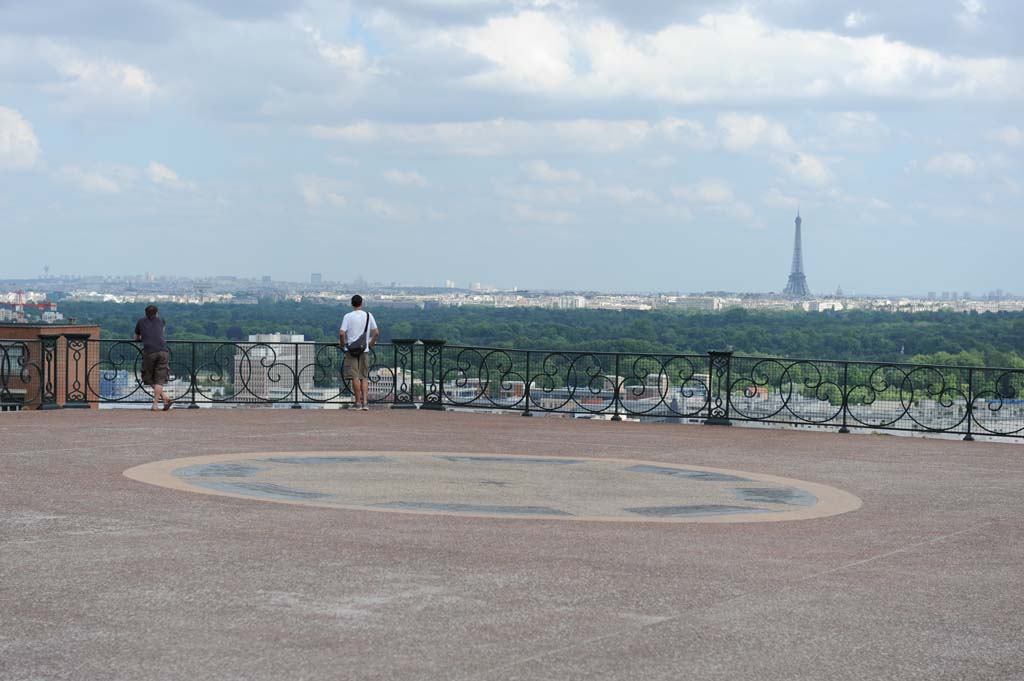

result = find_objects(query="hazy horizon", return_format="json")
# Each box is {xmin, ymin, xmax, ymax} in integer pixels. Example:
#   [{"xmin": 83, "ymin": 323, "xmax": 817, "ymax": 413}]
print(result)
[{"xmin": 1, "ymin": 1, "xmax": 1021, "ymax": 293}]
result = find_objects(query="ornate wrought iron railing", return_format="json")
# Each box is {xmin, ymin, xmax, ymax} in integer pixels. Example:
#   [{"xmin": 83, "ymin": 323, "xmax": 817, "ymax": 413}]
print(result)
[
  {"xmin": 1, "ymin": 335, "xmax": 1022, "ymax": 440},
  {"xmin": 0, "ymin": 339, "xmax": 45, "ymax": 410}
]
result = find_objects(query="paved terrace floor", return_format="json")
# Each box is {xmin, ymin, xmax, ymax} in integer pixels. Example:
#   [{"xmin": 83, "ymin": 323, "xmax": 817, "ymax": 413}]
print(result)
[{"xmin": 1, "ymin": 408, "xmax": 1022, "ymax": 681}]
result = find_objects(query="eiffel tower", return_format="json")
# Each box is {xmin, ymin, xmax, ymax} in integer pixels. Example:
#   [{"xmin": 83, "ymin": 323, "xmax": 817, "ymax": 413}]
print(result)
[{"xmin": 782, "ymin": 211, "xmax": 811, "ymax": 298}]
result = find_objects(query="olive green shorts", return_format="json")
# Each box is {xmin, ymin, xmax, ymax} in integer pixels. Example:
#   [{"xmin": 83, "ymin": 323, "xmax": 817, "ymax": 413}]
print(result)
[{"xmin": 342, "ymin": 352, "xmax": 370, "ymax": 381}]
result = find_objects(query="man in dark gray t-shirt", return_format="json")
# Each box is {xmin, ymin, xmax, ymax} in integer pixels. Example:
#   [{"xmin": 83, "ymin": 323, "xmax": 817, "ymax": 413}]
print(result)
[{"xmin": 134, "ymin": 305, "xmax": 172, "ymax": 411}]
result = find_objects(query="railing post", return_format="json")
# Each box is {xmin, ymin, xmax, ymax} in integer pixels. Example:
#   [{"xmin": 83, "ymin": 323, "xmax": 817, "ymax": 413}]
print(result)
[
  {"xmin": 291, "ymin": 341, "xmax": 302, "ymax": 409},
  {"xmin": 188, "ymin": 342, "xmax": 199, "ymax": 408},
  {"xmin": 964, "ymin": 368, "xmax": 975, "ymax": 441},
  {"xmin": 522, "ymin": 351, "xmax": 532, "ymax": 417},
  {"xmin": 420, "ymin": 339, "xmax": 445, "ymax": 410},
  {"xmin": 704, "ymin": 350, "xmax": 733, "ymax": 426},
  {"xmin": 391, "ymin": 339, "xmax": 417, "ymax": 409},
  {"xmin": 38, "ymin": 334, "xmax": 59, "ymax": 409},
  {"xmin": 611, "ymin": 353, "xmax": 622, "ymax": 421},
  {"xmin": 62, "ymin": 333, "xmax": 90, "ymax": 408},
  {"xmin": 839, "ymin": 361, "xmax": 850, "ymax": 433}
]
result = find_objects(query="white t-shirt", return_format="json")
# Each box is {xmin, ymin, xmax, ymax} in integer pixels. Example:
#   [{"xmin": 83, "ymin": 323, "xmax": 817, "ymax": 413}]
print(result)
[{"xmin": 340, "ymin": 310, "xmax": 378, "ymax": 349}]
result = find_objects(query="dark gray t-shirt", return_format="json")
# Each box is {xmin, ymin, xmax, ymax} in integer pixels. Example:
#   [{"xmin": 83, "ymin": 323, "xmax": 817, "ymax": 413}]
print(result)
[{"xmin": 134, "ymin": 316, "xmax": 168, "ymax": 354}]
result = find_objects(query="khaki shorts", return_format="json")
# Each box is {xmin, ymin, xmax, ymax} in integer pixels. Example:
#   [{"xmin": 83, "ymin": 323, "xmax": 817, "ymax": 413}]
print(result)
[
  {"xmin": 343, "ymin": 352, "xmax": 370, "ymax": 381},
  {"xmin": 142, "ymin": 351, "xmax": 170, "ymax": 386}
]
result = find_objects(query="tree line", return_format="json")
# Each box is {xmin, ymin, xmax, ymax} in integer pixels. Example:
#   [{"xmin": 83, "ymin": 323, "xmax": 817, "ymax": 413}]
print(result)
[{"xmin": 58, "ymin": 301, "xmax": 1024, "ymax": 368}]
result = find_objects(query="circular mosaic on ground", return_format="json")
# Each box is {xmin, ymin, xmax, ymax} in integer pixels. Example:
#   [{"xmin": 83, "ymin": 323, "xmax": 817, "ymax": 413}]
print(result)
[{"xmin": 124, "ymin": 452, "xmax": 861, "ymax": 523}]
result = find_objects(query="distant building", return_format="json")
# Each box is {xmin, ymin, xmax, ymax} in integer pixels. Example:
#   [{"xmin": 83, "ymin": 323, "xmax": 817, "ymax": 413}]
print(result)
[
  {"xmin": 368, "ymin": 367, "xmax": 409, "ymax": 401},
  {"xmin": 556, "ymin": 296, "xmax": 587, "ymax": 310},
  {"xmin": 676, "ymin": 297, "xmax": 721, "ymax": 311},
  {"xmin": 261, "ymin": 275, "xmax": 272, "ymax": 285},
  {"xmin": 804, "ymin": 300, "xmax": 844, "ymax": 312},
  {"xmin": 310, "ymin": 273, "xmax": 322, "ymax": 286}
]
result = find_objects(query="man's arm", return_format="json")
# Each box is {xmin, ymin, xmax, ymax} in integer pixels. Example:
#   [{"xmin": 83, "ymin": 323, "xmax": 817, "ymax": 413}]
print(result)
[
  {"xmin": 338, "ymin": 329, "xmax": 347, "ymax": 346},
  {"xmin": 134, "ymin": 321, "xmax": 141, "ymax": 342},
  {"xmin": 369, "ymin": 327, "xmax": 380, "ymax": 348}
]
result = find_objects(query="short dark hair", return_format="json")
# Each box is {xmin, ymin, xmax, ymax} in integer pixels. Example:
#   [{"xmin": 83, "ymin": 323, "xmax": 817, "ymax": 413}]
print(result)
[
  {"xmin": 145, "ymin": 305, "xmax": 158, "ymax": 319},
  {"xmin": 351, "ymin": 295, "xmax": 363, "ymax": 308}
]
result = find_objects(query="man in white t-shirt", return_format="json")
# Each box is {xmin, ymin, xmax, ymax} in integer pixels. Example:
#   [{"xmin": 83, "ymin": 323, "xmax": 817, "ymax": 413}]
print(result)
[{"xmin": 339, "ymin": 294, "xmax": 379, "ymax": 410}]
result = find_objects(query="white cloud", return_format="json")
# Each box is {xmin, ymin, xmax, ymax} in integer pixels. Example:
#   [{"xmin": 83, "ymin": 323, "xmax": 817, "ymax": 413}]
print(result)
[
  {"xmin": 986, "ymin": 125, "xmax": 1023, "ymax": 147},
  {"xmin": 656, "ymin": 118, "xmax": 714, "ymax": 148},
  {"xmin": 299, "ymin": 25, "xmax": 378, "ymax": 77},
  {"xmin": 603, "ymin": 184, "xmax": 656, "ymax": 203},
  {"xmin": 35, "ymin": 42, "xmax": 159, "ymax": 113},
  {"xmin": 365, "ymin": 197, "xmax": 400, "ymax": 219},
  {"xmin": 762, "ymin": 188, "xmax": 800, "ymax": 209},
  {"xmin": 780, "ymin": 153, "xmax": 834, "ymax": 186},
  {"xmin": 524, "ymin": 160, "xmax": 581, "ymax": 183},
  {"xmin": 496, "ymin": 182, "xmax": 585, "ymax": 205},
  {"xmin": 147, "ymin": 161, "xmax": 194, "ymax": 190},
  {"xmin": 717, "ymin": 114, "xmax": 793, "ymax": 151},
  {"xmin": 956, "ymin": 0, "xmax": 986, "ymax": 30},
  {"xmin": 442, "ymin": 9, "xmax": 1020, "ymax": 103},
  {"xmin": 309, "ymin": 116, "xmax": 723, "ymax": 158},
  {"xmin": 310, "ymin": 118, "xmax": 659, "ymax": 155},
  {"xmin": 999, "ymin": 177, "xmax": 1021, "ymax": 197},
  {"xmin": 383, "ymin": 169, "xmax": 428, "ymax": 187},
  {"xmin": 809, "ymin": 111, "xmax": 888, "ymax": 152},
  {"xmin": 830, "ymin": 111, "xmax": 884, "ymax": 137},
  {"xmin": 513, "ymin": 203, "xmax": 573, "ymax": 224},
  {"xmin": 643, "ymin": 154, "xmax": 675, "ymax": 168},
  {"xmin": 56, "ymin": 165, "xmax": 127, "ymax": 194},
  {"xmin": 671, "ymin": 179, "xmax": 754, "ymax": 223},
  {"xmin": 672, "ymin": 179, "xmax": 735, "ymax": 204},
  {"xmin": 0, "ymin": 106, "xmax": 41, "ymax": 170},
  {"xmin": 924, "ymin": 151, "xmax": 978, "ymax": 176},
  {"xmin": 844, "ymin": 12, "xmax": 866, "ymax": 29},
  {"xmin": 460, "ymin": 11, "xmax": 574, "ymax": 91},
  {"xmin": 297, "ymin": 175, "xmax": 347, "ymax": 207}
]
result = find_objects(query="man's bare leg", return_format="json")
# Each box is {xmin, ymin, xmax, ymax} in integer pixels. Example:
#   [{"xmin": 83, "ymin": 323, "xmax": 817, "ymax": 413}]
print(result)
[
  {"xmin": 360, "ymin": 379, "xmax": 369, "ymax": 409},
  {"xmin": 153, "ymin": 384, "xmax": 171, "ymax": 411},
  {"xmin": 351, "ymin": 379, "xmax": 364, "ymax": 409}
]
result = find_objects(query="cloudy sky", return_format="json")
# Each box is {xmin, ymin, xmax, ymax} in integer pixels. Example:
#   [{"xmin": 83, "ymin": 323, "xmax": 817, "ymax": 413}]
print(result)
[{"xmin": 1, "ymin": 0, "xmax": 1021, "ymax": 294}]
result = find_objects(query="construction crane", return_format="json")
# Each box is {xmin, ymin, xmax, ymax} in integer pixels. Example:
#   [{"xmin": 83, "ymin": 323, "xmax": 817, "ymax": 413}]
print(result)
[{"xmin": 0, "ymin": 290, "xmax": 56, "ymax": 323}]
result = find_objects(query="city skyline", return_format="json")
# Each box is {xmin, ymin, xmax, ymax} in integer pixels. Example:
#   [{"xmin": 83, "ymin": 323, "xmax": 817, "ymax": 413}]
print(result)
[
  {"xmin": 1, "ymin": 1, "xmax": 1021, "ymax": 293},
  {"xmin": 2, "ymin": 267, "xmax": 1017, "ymax": 302}
]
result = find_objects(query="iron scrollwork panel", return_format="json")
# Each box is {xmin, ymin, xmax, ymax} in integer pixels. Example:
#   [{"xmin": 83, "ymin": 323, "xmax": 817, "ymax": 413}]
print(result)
[
  {"xmin": 617, "ymin": 354, "xmax": 710, "ymax": 418},
  {"xmin": 526, "ymin": 351, "xmax": 617, "ymax": 415},
  {"xmin": 89, "ymin": 340, "xmax": 146, "ymax": 403},
  {"xmin": 0, "ymin": 340, "xmax": 43, "ymax": 409},
  {"xmin": 969, "ymin": 368, "xmax": 1024, "ymax": 437},
  {"xmin": 838, "ymin": 362, "xmax": 972, "ymax": 434},
  {"xmin": 440, "ymin": 346, "xmax": 529, "ymax": 410},
  {"xmin": 727, "ymin": 357, "xmax": 845, "ymax": 426}
]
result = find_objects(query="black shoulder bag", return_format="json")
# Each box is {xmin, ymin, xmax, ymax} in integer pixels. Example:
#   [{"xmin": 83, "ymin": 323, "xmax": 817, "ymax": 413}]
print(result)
[{"xmin": 347, "ymin": 311, "xmax": 371, "ymax": 358}]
